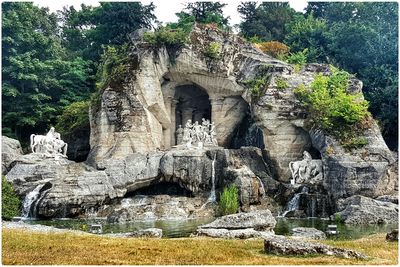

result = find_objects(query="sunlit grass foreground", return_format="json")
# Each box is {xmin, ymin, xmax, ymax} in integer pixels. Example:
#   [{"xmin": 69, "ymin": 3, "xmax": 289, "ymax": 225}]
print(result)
[{"xmin": 2, "ymin": 229, "xmax": 398, "ymax": 265}]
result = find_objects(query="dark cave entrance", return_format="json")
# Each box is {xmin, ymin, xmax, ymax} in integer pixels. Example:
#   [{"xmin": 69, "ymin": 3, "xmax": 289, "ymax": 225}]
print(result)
[
  {"xmin": 173, "ymin": 84, "xmax": 211, "ymax": 145},
  {"xmin": 126, "ymin": 182, "xmax": 193, "ymax": 197}
]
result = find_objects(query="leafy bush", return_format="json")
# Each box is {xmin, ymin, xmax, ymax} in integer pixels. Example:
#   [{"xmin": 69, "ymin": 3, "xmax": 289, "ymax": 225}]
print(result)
[
  {"xmin": 143, "ymin": 27, "xmax": 188, "ymax": 48},
  {"xmin": 275, "ymin": 78, "xmax": 288, "ymax": 90},
  {"xmin": 219, "ymin": 185, "xmax": 239, "ymax": 216},
  {"xmin": 256, "ymin": 41, "xmax": 290, "ymax": 58},
  {"xmin": 294, "ymin": 69, "xmax": 370, "ymax": 149},
  {"xmin": 96, "ymin": 44, "xmax": 133, "ymax": 89},
  {"xmin": 55, "ymin": 101, "xmax": 90, "ymax": 137},
  {"xmin": 286, "ymin": 48, "xmax": 308, "ymax": 65},
  {"xmin": 245, "ymin": 77, "xmax": 268, "ymax": 97},
  {"xmin": 2, "ymin": 176, "xmax": 21, "ymax": 220},
  {"xmin": 204, "ymin": 42, "xmax": 221, "ymax": 59}
]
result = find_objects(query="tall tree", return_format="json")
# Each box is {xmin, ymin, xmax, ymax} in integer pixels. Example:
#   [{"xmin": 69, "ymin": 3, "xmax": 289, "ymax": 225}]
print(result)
[
  {"xmin": 2, "ymin": 2, "xmax": 92, "ymax": 141},
  {"xmin": 238, "ymin": 2, "xmax": 297, "ymax": 41},
  {"xmin": 181, "ymin": 2, "xmax": 230, "ymax": 29}
]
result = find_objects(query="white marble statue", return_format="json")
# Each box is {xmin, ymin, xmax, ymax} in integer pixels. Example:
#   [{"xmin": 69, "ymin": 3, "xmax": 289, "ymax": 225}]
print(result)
[
  {"xmin": 289, "ymin": 151, "xmax": 322, "ymax": 185},
  {"xmin": 178, "ymin": 118, "xmax": 218, "ymax": 149},
  {"xmin": 175, "ymin": 125, "xmax": 184, "ymax": 145},
  {"xmin": 30, "ymin": 127, "xmax": 68, "ymax": 158}
]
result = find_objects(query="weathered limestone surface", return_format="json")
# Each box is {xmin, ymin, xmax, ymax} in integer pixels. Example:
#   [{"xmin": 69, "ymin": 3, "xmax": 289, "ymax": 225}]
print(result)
[
  {"xmin": 334, "ymin": 195, "xmax": 399, "ymax": 225},
  {"xmin": 106, "ymin": 195, "xmax": 215, "ymax": 223},
  {"xmin": 264, "ymin": 235, "xmax": 367, "ymax": 259},
  {"xmin": 107, "ymin": 228, "xmax": 163, "ymax": 238},
  {"xmin": 291, "ymin": 227, "xmax": 327, "ymax": 240},
  {"xmin": 310, "ymin": 126, "xmax": 397, "ymax": 201},
  {"xmin": 194, "ymin": 210, "xmax": 276, "ymax": 239},
  {"xmin": 2, "ymin": 136, "xmax": 23, "ymax": 175}
]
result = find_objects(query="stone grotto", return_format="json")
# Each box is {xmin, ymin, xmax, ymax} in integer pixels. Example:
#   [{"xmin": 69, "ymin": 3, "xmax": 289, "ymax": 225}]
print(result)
[{"xmin": 3, "ymin": 24, "xmax": 398, "ymax": 229}]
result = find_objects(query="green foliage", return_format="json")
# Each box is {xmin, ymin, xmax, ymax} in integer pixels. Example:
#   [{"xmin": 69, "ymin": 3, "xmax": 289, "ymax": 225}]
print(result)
[
  {"xmin": 286, "ymin": 49, "xmax": 308, "ymax": 65},
  {"xmin": 96, "ymin": 44, "xmax": 132, "ymax": 89},
  {"xmin": 219, "ymin": 185, "xmax": 239, "ymax": 216},
  {"xmin": 55, "ymin": 101, "xmax": 89, "ymax": 137},
  {"xmin": 284, "ymin": 14, "xmax": 329, "ymax": 62},
  {"xmin": 2, "ymin": 176, "xmax": 21, "ymax": 220},
  {"xmin": 238, "ymin": 2, "xmax": 297, "ymax": 42},
  {"xmin": 245, "ymin": 77, "xmax": 268, "ymax": 97},
  {"xmin": 204, "ymin": 42, "xmax": 221, "ymax": 59},
  {"xmin": 184, "ymin": 2, "xmax": 230, "ymax": 30},
  {"xmin": 2, "ymin": 2, "xmax": 93, "ymax": 141},
  {"xmin": 144, "ymin": 27, "xmax": 188, "ymax": 48},
  {"xmin": 294, "ymin": 69, "xmax": 370, "ymax": 148},
  {"xmin": 275, "ymin": 78, "xmax": 288, "ymax": 90}
]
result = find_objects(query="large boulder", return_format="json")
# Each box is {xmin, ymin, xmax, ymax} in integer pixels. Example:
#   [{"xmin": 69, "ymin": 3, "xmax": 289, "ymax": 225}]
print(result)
[
  {"xmin": 199, "ymin": 210, "xmax": 276, "ymax": 230},
  {"xmin": 334, "ymin": 195, "xmax": 399, "ymax": 225},
  {"xmin": 2, "ymin": 136, "xmax": 23, "ymax": 175},
  {"xmin": 264, "ymin": 235, "xmax": 366, "ymax": 259},
  {"xmin": 194, "ymin": 210, "xmax": 276, "ymax": 239},
  {"xmin": 291, "ymin": 227, "xmax": 327, "ymax": 240}
]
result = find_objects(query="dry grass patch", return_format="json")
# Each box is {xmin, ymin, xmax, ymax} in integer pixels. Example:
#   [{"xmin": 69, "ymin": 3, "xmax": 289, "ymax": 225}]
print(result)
[{"xmin": 2, "ymin": 229, "xmax": 398, "ymax": 265}]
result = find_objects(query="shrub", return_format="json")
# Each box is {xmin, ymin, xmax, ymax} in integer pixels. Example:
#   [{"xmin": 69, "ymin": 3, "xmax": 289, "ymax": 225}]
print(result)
[
  {"xmin": 256, "ymin": 41, "xmax": 290, "ymax": 58},
  {"xmin": 275, "ymin": 78, "xmax": 288, "ymax": 90},
  {"xmin": 204, "ymin": 42, "xmax": 221, "ymax": 59},
  {"xmin": 219, "ymin": 185, "xmax": 239, "ymax": 216},
  {"xmin": 55, "ymin": 101, "xmax": 90, "ymax": 137},
  {"xmin": 245, "ymin": 77, "xmax": 268, "ymax": 97},
  {"xmin": 143, "ymin": 27, "xmax": 188, "ymax": 48},
  {"xmin": 96, "ymin": 44, "xmax": 133, "ymax": 89},
  {"xmin": 287, "ymin": 48, "xmax": 308, "ymax": 65},
  {"xmin": 294, "ymin": 69, "xmax": 370, "ymax": 149},
  {"xmin": 2, "ymin": 176, "xmax": 21, "ymax": 220}
]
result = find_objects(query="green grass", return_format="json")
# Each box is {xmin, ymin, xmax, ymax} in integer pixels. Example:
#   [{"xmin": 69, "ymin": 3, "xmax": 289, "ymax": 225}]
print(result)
[{"xmin": 2, "ymin": 229, "xmax": 397, "ymax": 265}]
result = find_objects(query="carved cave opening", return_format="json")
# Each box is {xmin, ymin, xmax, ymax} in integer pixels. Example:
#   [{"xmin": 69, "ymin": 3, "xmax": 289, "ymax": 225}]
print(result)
[
  {"xmin": 173, "ymin": 84, "xmax": 211, "ymax": 145},
  {"xmin": 126, "ymin": 182, "xmax": 193, "ymax": 197}
]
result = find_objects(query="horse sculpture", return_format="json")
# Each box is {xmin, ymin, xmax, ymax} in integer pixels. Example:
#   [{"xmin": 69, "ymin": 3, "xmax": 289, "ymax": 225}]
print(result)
[
  {"xmin": 289, "ymin": 151, "xmax": 323, "ymax": 184},
  {"xmin": 30, "ymin": 127, "xmax": 68, "ymax": 157}
]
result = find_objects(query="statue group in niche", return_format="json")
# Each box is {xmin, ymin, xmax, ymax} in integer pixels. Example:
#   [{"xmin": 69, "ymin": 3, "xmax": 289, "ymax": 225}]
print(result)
[
  {"xmin": 176, "ymin": 118, "xmax": 218, "ymax": 149},
  {"xmin": 289, "ymin": 151, "xmax": 323, "ymax": 185},
  {"xmin": 30, "ymin": 127, "xmax": 68, "ymax": 158}
]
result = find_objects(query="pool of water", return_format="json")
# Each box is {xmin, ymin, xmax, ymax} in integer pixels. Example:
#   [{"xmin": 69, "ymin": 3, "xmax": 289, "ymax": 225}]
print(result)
[
  {"xmin": 23, "ymin": 217, "xmax": 397, "ymax": 239},
  {"xmin": 24, "ymin": 217, "xmax": 215, "ymax": 238},
  {"xmin": 275, "ymin": 217, "xmax": 397, "ymax": 240}
]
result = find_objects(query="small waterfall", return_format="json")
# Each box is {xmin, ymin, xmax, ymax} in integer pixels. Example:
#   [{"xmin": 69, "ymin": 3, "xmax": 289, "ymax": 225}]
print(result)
[
  {"xmin": 255, "ymin": 176, "xmax": 265, "ymax": 195},
  {"xmin": 22, "ymin": 184, "xmax": 45, "ymax": 218},
  {"xmin": 282, "ymin": 187, "xmax": 308, "ymax": 217},
  {"xmin": 208, "ymin": 153, "xmax": 217, "ymax": 202}
]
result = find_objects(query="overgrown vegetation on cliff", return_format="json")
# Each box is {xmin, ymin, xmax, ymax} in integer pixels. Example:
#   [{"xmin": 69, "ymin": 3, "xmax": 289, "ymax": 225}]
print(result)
[
  {"xmin": 238, "ymin": 2, "xmax": 398, "ymax": 149},
  {"xmin": 294, "ymin": 69, "xmax": 370, "ymax": 149}
]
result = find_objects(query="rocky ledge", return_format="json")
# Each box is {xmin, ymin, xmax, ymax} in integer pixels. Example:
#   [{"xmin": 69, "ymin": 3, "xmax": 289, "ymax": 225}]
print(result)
[
  {"xmin": 264, "ymin": 235, "xmax": 367, "ymax": 259},
  {"xmin": 291, "ymin": 227, "xmax": 327, "ymax": 240},
  {"xmin": 193, "ymin": 210, "xmax": 276, "ymax": 239},
  {"xmin": 334, "ymin": 195, "xmax": 399, "ymax": 225}
]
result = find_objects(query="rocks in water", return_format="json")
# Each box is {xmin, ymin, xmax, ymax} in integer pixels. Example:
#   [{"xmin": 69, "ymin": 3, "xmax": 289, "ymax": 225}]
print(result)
[
  {"xmin": 108, "ymin": 228, "xmax": 163, "ymax": 238},
  {"xmin": 106, "ymin": 195, "xmax": 215, "ymax": 223},
  {"xmin": 194, "ymin": 210, "xmax": 276, "ymax": 239},
  {"xmin": 200, "ymin": 210, "xmax": 276, "ymax": 230},
  {"xmin": 264, "ymin": 235, "xmax": 367, "ymax": 259},
  {"xmin": 386, "ymin": 229, "xmax": 398, "ymax": 242},
  {"xmin": 291, "ymin": 227, "xmax": 327, "ymax": 240},
  {"xmin": 2, "ymin": 136, "xmax": 23, "ymax": 175},
  {"xmin": 335, "ymin": 195, "xmax": 399, "ymax": 225}
]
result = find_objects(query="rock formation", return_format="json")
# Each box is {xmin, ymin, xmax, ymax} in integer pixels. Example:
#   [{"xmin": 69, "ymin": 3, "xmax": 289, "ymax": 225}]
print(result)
[
  {"xmin": 4, "ymin": 24, "xmax": 397, "ymax": 225},
  {"xmin": 2, "ymin": 136, "xmax": 23, "ymax": 175}
]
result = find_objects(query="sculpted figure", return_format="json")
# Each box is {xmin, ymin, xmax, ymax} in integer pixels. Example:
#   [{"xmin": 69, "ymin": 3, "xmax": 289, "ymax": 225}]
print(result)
[
  {"xmin": 30, "ymin": 127, "xmax": 68, "ymax": 158},
  {"xmin": 210, "ymin": 122, "xmax": 218, "ymax": 146},
  {"xmin": 176, "ymin": 125, "xmax": 184, "ymax": 145},
  {"xmin": 289, "ymin": 151, "xmax": 323, "ymax": 185}
]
